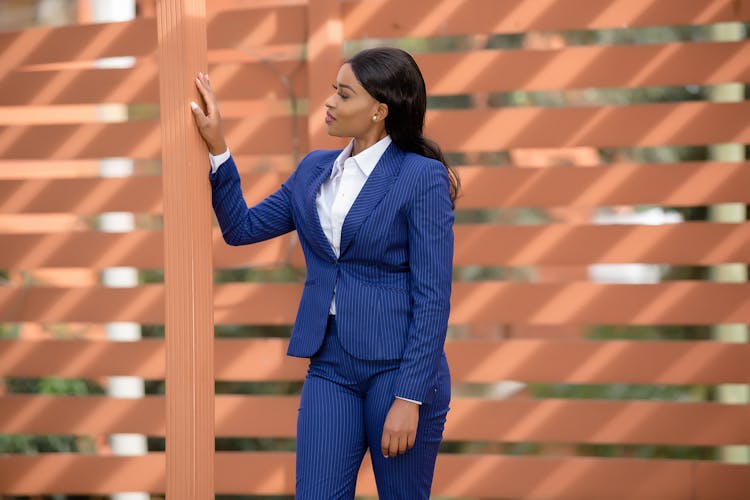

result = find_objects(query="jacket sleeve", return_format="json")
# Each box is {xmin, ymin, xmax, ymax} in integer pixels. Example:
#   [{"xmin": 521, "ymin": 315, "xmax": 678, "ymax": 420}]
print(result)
[
  {"xmin": 392, "ymin": 160, "xmax": 454, "ymax": 403},
  {"xmin": 209, "ymin": 155, "xmax": 296, "ymax": 245}
]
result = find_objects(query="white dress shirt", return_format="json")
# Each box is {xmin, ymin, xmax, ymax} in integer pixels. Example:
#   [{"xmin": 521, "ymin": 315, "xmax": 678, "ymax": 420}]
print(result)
[
  {"xmin": 316, "ymin": 135, "xmax": 392, "ymax": 314},
  {"xmin": 210, "ymin": 136, "xmax": 422, "ymax": 404}
]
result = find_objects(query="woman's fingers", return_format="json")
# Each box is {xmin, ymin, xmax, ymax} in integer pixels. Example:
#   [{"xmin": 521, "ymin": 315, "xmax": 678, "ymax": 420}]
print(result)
[
  {"xmin": 381, "ymin": 430, "xmax": 415, "ymax": 458},
  {"xmin": 190, "ymin": 101, "xmax": 206, "ymax": 125},
  {"xmin": 381, "ymin": 431, "xmax": 400, "ymax": 457},
  {"xmin": 381, "ymin": 433, "xmax": 390, "ymax": 458},
  {"xmin": 195, "ymin": 72, "xmax": 217, "ymax": 117},
  {"xmin": 191, "ymin": 71, "xmax": 228, "ymax": 153},
  {"xmin": 397, "ymin": 435, "xmax": 408, "ymax": 455}
]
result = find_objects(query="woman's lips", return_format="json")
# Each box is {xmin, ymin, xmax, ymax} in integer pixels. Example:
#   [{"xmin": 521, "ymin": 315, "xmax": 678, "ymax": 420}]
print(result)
[{"xmin": 325, "ymin": 111, "xmax": 336, "ymax": 124}]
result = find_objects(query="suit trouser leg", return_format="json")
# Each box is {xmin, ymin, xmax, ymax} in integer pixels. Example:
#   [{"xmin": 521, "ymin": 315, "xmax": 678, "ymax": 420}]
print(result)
[
  {"xmin": 295, "ymin": 373, "xmax": 367, "ymax": 499},
  {"xmin": 295, "ymin": 316, "xmax": 450, "ymax": 499},
  {"xmin": 366, "ymin": 353, "xmax": 451, "ymax": 500}
]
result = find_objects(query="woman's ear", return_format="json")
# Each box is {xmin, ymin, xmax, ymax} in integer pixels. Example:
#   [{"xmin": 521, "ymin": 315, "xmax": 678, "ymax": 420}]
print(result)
[{"xmin": 376, "ymin": 102, "xmax": 389, "ymax": 121}]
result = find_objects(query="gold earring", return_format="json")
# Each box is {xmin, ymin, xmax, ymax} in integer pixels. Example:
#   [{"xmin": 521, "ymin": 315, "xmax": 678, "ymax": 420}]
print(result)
[{"xmin": 372, "ymin": 115, "xmax": 377, "ymax": 122}]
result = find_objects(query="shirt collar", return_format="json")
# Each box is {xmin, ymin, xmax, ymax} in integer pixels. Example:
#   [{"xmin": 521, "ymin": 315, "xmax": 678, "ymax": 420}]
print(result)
[{"xmin": 332, "ymin": 135, "xmax": 392, "ymax": 178}]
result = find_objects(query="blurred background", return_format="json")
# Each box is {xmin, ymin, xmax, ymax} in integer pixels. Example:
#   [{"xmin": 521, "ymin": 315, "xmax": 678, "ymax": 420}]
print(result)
[{"xmin": 0, "ymin": 0, "xmax": 748, "ymax": 498}]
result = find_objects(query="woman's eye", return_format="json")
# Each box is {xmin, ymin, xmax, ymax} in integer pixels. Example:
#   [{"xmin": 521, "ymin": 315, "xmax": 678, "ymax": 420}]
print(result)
[{"xmin": 332, "ymin": 84, "xmax": 348, "ymax": 100}]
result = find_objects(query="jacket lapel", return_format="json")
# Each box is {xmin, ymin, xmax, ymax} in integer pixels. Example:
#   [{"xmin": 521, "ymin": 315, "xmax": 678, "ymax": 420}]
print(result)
[
  {"xmin": 339, "ymin": 144, "xmax": 401, "ymax": 257},
  {"xmin": 306, "ymin": 155, "xmax": 338, "ymax": 262}
]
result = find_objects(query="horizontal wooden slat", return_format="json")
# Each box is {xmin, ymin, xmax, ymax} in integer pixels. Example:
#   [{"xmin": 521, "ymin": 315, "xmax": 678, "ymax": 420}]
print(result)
[
  {"xmin": 453, "ymin": 222, "xmax": 750, "ymax": 266},
  {"xmin": 419, "ymin": 41, "xmax": 750, "ymax": 94},
  {"xmin": 458, "ymin": 161, "xmax": 750, "ymax": 209},
  {"xmin": 0, "ymin": 155, "xmax": 294, "ymax": 179},
  {"xmin": 0, "ymin": 116, "xmax": 308, "ymax": 159},
  {"xmin": 0, "ymin": 104, "xmax": 107, "ymax": 125},
  {"xmin": 0, "ymin": 231, "xmax": 295, "ymax": 269},
  {"xmin": 0, "ymin": 282, "xmax": 748, "ymax": 324},
  {"xmin": 1, "ymin": 223, "xmax": 748, "ymax": 269},
  {"xmin": 5, "ymin": 40, "xmax": 747, "ymax": 107},
  {"xmin": 205, "ymin": 0, "xmax": 306, "ymax": 12},
  {"xmin": 0, "ymin": 100, "xmax": 296, "ymax": 126},
  {"xmin": 0, "ymin": 214, "xmax": 88, "ymax": 233},
  {"xmin": 0, "ymin": 177, "xmax": 165, "ymax": 214},
  {"xmin": 455, "ymin": 282, "xmax": 750, "ymax": 325},
  {"xmin": 205, "ymin": 6, "xmax": 307, "ymax": 50},
  {"xmin": 0, "ymin": 452, "xmax": 747, "ymax": 499},
  {"xmin": 1, "ymin": 338, "xmax": 747, "ymax": 384},
  {"xmin": 443, "ymin": 399, "xmax": 750, "ymax": 445},
  {"xmin": 0, "ymin": 159, "xmax": 105, "ymax": 178},
  {"xmin": 0, "ymin": 7, "xmax": 305, "ymax": 69},
  {"xmin": 1, "ymin": 102, "xmax": 746, "ymax": 159},
  {"xmin": 2, "ymin": 162, "xmax": 748, "ymax": 214},
  {"xmin": 0, "ymin": 61, "xmax": 307, "ymax": 106},
  {"xmin": 2, "ymin": 395, "xmax": 747, "ymax": 445},
  {"xmin": 343, "ymin": 0, "xmax": 750, "ymax": 38},
  {"xmin": 0, "ymin": 19, "xmax": 155, "ymax": 74},
  {"xmin": 0, "ymin": 171, "xmax": 288, "ymax": 214},
  {"xmin": 427, "ymin": 102, "xmax": 750, "ymax": 151},
  {"xmin": 449, "ymin": 339, "xmax": 750, "ymax": 384}
]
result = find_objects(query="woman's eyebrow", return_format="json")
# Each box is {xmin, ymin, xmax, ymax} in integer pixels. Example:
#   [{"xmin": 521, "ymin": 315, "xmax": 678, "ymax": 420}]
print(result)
[{"xmin": 336, "ymin": 82, "xmax": 357, "ymax": 93}]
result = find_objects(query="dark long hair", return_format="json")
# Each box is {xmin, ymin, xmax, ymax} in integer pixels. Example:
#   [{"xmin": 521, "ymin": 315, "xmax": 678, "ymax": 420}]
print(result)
[{"xmin": 348, "ymin": 47, "xmax": 460, "ymax": 208}]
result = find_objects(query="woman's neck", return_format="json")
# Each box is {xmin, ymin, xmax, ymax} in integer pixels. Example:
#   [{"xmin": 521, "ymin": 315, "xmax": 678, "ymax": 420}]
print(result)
[{"xmin": 352, "ymin": 131, "xmax": 387, "ymax": 156}]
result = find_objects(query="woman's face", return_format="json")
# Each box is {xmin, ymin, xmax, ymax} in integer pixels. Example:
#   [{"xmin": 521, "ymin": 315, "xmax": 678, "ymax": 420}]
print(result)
[{"xmin": 324, "ymin": 63, "xmax": 384, "ymax": 139}]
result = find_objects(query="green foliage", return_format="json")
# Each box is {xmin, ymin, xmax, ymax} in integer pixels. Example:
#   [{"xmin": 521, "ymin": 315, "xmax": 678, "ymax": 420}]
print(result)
[
  {"xmin": 587, "ymin": 324, "xmax": 712, "ymax": 341},
  {"xmin": 577, "ymin": 443, "xmax": 716, "ymax": 460},
  {"xmin": 530, "ymin": 383, "xmax": 703, "ymax": 401},
  {"xmin": 5, "ymin": 377, "xmax": 105, "ymax": 395},
  {"xmin": 215, "ymin": 496, "xmax": 293, "ymax": 500},
  {"xmin": 215, "ymin": 437, "xmax": 295, "ymax": 452},
  {"xmin": 1, "ymin": 377, "xmax": 105, "ymax": 454},
  {"xmin": 215, "ymin": 381, "xmax": 303, "ymax": 395},
  {"xmin": 215, "ymin": 324, "xmax": 292, "ymax": 338},
  {"xmin": 214, "ymin": 266, "xmax": 304, "ymax": 283},
  {"xmin": 0, "ymin": 323, "xmax": 20, "ymax": 339},
  {"xmin": 0, "ymin": 434, "xmax": 96, "ymax": 454}
]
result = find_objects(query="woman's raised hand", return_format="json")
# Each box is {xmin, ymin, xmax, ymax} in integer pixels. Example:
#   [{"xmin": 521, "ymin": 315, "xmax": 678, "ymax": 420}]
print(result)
[{"xmin": 190, "ymin": 72, "xmax": 227, "ymax": 155}]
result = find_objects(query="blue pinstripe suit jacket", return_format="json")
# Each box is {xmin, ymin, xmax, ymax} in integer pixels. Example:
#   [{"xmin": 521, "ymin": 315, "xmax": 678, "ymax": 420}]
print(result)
[{"xmin": 210, "ymin": 143, "xmax": 454, "ymax": 403}]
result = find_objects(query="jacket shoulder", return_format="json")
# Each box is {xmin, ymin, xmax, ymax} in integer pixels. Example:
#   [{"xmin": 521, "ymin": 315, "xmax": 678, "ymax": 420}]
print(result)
[
  {"xmin": 298, "ymin": 149, "xmax": 341, "ymax": 169},
  {"xmin": 399, "ymin": 151, "xmax": 446, "ymax": 178}
]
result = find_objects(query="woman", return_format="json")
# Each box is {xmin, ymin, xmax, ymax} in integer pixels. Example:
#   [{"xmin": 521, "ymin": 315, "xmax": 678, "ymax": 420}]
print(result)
[{"xmin": 191, "ymin": 47, "xmax": 459, "ymax": 499}]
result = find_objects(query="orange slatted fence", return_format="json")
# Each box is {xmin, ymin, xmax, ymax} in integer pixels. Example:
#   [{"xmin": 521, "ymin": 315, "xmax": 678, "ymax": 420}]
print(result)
[{"xmin": 1, "ymin": 0, "xmax": 749, "ymax": 498}]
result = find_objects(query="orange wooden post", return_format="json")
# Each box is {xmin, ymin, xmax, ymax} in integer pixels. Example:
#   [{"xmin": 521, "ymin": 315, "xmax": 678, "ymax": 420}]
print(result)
[
  {"xmin": 156, "ymin": 1, "xmax": 214, "ymax": 498},
  {"xmin": 307, "ymin": 0, "xmax": 344, "ymax": 150}
]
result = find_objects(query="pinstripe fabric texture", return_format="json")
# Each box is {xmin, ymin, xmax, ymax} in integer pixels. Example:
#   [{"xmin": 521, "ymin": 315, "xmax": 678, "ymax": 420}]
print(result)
[
  {"xmin": 209, "ymin": 142, "xmax": 454, "ymax": 403},
  {"xmin": 296, "ymin": 315, "xmax": 450, "ymax": 499}
]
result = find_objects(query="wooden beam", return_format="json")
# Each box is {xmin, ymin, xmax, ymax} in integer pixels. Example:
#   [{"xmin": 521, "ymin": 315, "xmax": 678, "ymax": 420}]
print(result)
[
  {"xmin": 155, "ymin": 1, "xmax": 214, "ymax": 498},
  {"xmin": 306, "ymin": 0, "xmax": 344, "ymax": 150}
]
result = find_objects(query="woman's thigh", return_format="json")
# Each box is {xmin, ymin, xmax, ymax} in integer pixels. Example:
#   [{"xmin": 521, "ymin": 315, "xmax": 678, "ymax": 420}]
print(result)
[
  {"xmin": 364, "ymin": 355, "xmax": 451, "ymax": 500},
  {"xmin": 296, "ymin": 374, "xmax": 367, "ymax": 500}
]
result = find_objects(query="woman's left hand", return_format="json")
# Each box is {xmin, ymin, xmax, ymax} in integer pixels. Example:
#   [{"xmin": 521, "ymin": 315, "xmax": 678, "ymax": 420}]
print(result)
[
  {"xmin": 381, "ymin": 398, "xmax": 419, "ymax": 458},
  {"xmin": 191, "ymin": 72, "xmax": 227, "ymax": 155}
]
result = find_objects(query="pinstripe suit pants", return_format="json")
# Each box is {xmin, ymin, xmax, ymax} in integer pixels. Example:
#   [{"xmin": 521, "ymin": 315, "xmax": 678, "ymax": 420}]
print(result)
[{"xmin": 295, "ymin": 315, "xmax": 451, "ymax": 499}]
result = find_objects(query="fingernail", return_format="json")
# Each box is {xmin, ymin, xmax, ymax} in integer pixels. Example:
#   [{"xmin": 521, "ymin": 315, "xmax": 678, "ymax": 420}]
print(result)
[{"xmin": 190, "ymin": 101, "xmax": 198, "ymax": 110}]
